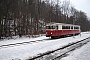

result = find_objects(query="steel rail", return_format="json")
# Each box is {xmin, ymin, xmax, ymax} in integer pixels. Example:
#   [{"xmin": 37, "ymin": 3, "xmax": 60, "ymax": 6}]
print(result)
[{"xmin": 27, "ymin": 37, "xmax": 90, "ymax": 60}]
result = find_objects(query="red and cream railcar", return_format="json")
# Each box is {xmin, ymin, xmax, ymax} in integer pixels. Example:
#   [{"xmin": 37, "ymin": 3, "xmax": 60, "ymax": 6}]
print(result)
[{"xmin": 46, "ymin": 23, "xmax": 81, "ymax": 38}]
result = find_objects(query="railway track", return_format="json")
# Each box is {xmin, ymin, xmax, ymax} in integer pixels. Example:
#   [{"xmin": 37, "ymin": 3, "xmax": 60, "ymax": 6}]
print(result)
[
  {"xmin": 0, "ymin": 40, "xmax": 45, "ymax": 49},
  {"xmin": 0, "ymin": 38, "xmax": 55, "ymax": 49},
  {"xmin": 27, "ymin": 37, "xmax": 90, "ymax": 60},
  {"xmin": 0, "ymin": 36, "xmax": 90, "ymax": 60},
  {"xmin": 0, "ymin": 35, "xmax": 80, "ymax": 49},
  {"xmin": 0, "ymin": 35, "xmax": 71, "ymax": 49}
]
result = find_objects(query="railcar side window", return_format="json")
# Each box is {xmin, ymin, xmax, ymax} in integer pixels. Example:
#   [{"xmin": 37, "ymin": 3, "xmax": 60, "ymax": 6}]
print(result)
[
  {"xmin": 71, "ymin": 26, "xmax": 73, "ymax": 29},
  {"xmin": 74, "ymin": 27, "xmax": 79, "ymax": 29},
  {"xmin": 62, "ymin": 26, "xmax": 65, "ymax": 29},
  {"xmin": 62, "ymin": 26, "xmax": 70, "ymax": 29},
  {"xmin": 67, "ymin": 26, "xmax": 70, "ymax": 29}
]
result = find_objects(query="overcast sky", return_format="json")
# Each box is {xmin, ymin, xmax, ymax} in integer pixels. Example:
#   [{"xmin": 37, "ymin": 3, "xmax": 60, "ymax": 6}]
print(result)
[
  {"xmin": 52, "ymin": 0, "xmax": 90, "ymax": 18},
  {"xmin": 69, "ymin": 0, "xmax": 90, "ymax": 17}
]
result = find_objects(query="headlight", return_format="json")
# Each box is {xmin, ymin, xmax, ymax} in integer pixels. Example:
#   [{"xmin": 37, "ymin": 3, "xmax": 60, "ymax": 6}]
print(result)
[{"xmin": 51, "ymin": 32, "xmax": 52, "ymax": 34}]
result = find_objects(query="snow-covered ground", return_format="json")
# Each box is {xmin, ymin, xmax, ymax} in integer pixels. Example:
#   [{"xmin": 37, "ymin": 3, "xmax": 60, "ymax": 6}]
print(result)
[
  {"xmin": 0, "ymin": 32, "xmax": 90, "ymax": 60},
  {"xmin": 0, "ymin": 35, "xmax": 49, "ymax": 46},
  {"xmin": 61, "ymin": 38, "xmax": 90, "ymax": 60}
]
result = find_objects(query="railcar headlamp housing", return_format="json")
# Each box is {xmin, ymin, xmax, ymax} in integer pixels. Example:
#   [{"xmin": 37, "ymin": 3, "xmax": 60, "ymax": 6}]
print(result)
[{"xmin": 46, "ymin": 32, "xmax": 47, "ymax": 34}]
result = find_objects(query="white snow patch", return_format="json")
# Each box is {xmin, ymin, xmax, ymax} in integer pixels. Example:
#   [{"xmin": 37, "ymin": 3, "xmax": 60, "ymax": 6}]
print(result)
[{"xmin": 0, "ymin": 32, "xmax": 90, "ymax": 60}]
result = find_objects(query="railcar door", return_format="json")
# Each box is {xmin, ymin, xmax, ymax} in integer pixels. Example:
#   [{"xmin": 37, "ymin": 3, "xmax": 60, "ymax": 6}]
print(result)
[{"xmin": 56, "ymin": 26, "xmax": 58, "ymax": 36}]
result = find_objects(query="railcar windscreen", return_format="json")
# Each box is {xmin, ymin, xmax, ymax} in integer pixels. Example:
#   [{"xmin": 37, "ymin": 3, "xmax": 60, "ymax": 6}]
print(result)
[
  {"xmin": 46, "ymin": 26, "xmax": 56, "ymax": 29},
  {"xmin": 46, "ymin": 26, "xmax": 51, "ymax": 29}
]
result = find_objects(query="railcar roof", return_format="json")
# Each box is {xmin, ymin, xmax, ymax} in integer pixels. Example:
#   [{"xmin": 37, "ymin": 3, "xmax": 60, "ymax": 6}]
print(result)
[{"xmin": 46, "ymin": 23, "xmax": 80, "ymax": 27}]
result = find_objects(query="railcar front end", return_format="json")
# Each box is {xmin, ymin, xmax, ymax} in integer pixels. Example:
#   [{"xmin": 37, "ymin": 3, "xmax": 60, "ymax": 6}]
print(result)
[{"xmin": 46, "ymin": 25, "xmax": 58, "ymax": 37}]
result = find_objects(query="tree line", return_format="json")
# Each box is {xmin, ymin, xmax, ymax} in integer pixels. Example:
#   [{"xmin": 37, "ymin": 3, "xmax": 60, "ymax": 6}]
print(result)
[{"xmin": 0, "ymin": 0, "xmax": 90, "ymax": 39}]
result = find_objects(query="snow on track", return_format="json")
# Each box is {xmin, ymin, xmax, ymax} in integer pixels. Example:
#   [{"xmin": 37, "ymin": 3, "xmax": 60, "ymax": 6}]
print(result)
[
  {"xmin": 0, "ymin": 36, "xmax": 49, "ymax": 46},
  {"xmin": 0, "ymin": 32, "xmax": 90, "ymax": 60},
  {"xmin": 61, "ymin": 39, "xmax": 90, "ymax": 60}
]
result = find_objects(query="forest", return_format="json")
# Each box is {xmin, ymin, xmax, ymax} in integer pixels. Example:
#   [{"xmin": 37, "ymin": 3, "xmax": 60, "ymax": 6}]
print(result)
[{"xmin": 0, "ymin": 0, "xmax": 90, "ymax": 39}]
